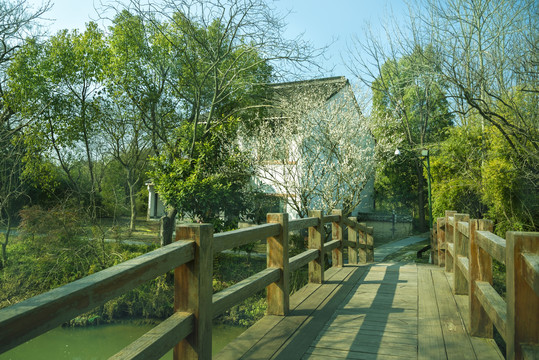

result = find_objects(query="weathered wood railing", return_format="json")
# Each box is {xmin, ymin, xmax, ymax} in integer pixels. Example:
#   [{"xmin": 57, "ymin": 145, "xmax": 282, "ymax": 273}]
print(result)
[
  {"xmin": 0, "ymin": 209, "xmax": 373, "ymax": 359},
  {"xmin": 432, "ymin": 210, "xmax": 538, "ymax": 360}
]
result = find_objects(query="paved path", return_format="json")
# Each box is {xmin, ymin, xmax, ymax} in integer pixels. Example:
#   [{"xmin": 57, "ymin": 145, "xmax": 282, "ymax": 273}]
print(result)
[{"xmin": 374, "ymin": 233, "xmax": 429, "ymax": 262}]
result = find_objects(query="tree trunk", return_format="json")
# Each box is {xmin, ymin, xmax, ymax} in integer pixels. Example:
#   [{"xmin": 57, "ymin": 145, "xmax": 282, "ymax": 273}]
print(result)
[
  {"xmin": 160, "ymin": 208, "xmax": 177, "ymax": 247},
  {"xmin": 1, "ymin": 224, "xmax": 11, "ymax": 269},
  {"xmin": 415, "ymin": 159, "xmax": 427, "ymax": 232},
  {"xmin": 129, "ymin": 182, "xmax": 137, "ymax": 232}
]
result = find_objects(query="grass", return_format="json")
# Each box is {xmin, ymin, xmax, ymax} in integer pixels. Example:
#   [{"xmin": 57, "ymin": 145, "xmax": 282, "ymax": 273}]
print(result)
[{"xmin": 92, "ymin": 217, "xmax": 161, "ymax": 244}]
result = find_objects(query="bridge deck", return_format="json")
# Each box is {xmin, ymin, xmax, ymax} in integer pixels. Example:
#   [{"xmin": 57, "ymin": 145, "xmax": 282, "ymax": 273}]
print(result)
[{"xmin": 215, "ymin": 263, "xmax": 504, "ymax": 360}]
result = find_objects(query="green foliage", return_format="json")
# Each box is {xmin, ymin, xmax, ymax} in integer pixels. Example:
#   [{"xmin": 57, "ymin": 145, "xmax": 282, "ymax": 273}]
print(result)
[
  {"xmin": 149, "ymin": 120, "xmax": 252, "ymax": 232},
  {"xmin": 372, "ymin": 46, "xmax": 453, "ymax": 229},
  {"xmin": 430, "ymin": 123, "xmax": 486, "ymax": 219},
  {"xmin": 481, "ymin": 125, "xmax": 538, "ymax": 235},
  {"xmin": 430, "ymin": 120, "xmax": 538, "ymax": 235}
]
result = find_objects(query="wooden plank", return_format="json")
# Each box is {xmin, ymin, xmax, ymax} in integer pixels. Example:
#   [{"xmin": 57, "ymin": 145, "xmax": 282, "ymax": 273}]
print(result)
[
  {"xmin": 506, "ymin": 232, "xmax": 539, "ymax": 360},
  {"xmin": 347, "ymin": 217, "xmax": 359, "ymax": 265},
  {"xmin": 445, "ymin": 211, "xmax": 457, "ymax": 273},
  {"xmin": 418, "ymin": 267, "xmax": 446, "ymax": 360},
  {"xmin": 110, "ymin": 312, "xmax": 194, "ymax": 360},
  {"xmin": 473, "ymin": 281, "xmax": 507, "ymax": 341},
  {"xmin": 322, "ymin": 214, "xmax": 340, "ymax": 223},
  {"xmin": 320, "ymin": 323, "xmax": 416, "ymax": 338},
  {"xmin": 431, "ymin": 269, "xmax": 476, "ymax": 360},
  {"xmin": 342, "ymin": 217, "xmax": 373, "ymax": 235},
  {"xmin": 311, "ymin": 336, "xmax": 417, "ymax": 357},
  {"xmin": 214, "ymin": 267, "xmax": 343, "ymax": 359},
  {"xmin": 303, "ymin": 346, "xmax": 403, "ymax": 360},
  {"xmin": 521, "ymin": 253, "xmax": 539, "ymax": 297},
  {"xmin": 323, "ymin": 239, "xmax": 340, "ymax": 253},
  {"xmin": 0, "ymin": 240, "xmax": 195, "ymax": 353},
  {"xmin": 331, "ymin": 209, "xmax": 343, "ymax": 268},
  {"xmin": 289, "ymin": 249, "xmax": 319, "ymax": 272},
  {"xmin": 308, "ymin": 210, "xmax": 324, "ymax": 284},
  {"xmin": 453, "ymin": 292, "xmax": 504, "ymax": 360},
  {"xmin": 245, "ymin": 266, "xmax": 363, "ymax": 359},
  {"xmin": 305, "ymin": 265, "xmax": 418, "ymax": 359},
  {"xmin": 475, "ymin": 231, "xmax": 506, "ymax": 264},
  {"xmin": 366, "ymin": 229, "xmax": 374, "ymax": 263},
  {"xmin": 453, "ymin": 214, "xmax": 470, "ymax": 295},
  {"xmin": 288, "ymin": 217, "xmax": 318, "ymax": 232},
  {"xmin": 174, "ymin": 224, "xmax": 213, "ymax": 360},
  {"xmin": 212, "ymin": 267, "xmax": 280, "ymax": 318},
  {"xmin": 327, "ymin": 314, "xmax": 417, "ymax": 335},
  {"xmin": 213, "ymin": 223, "xmax": 280, "ymax": 253},
  {"xmin": 438, "ymin": 217, "xmax": 446, "ymax": 267},
  {"xmin": 458, "ymin": 221, "xmax": 469, "ymax": 237},
  {"xmin": 469, "ymin": 219, "xmax": 494, "ymax": 338},
  {"xmin": 447, "ymin": 243, "xmax": 454, "ymax": 256},
  {"xmin": 521, "ymin": 344, "xmax": 539, "ymax": 360},
  {"xmin": 267, "ymin": 213, "xmax": 290, "ymax": 316},
  {"xmin": 270, "ymin": 266, "xmax": 371, "ymax": 359},
  {"xmin": 457, "ymin": 256, "xmax": 470, "ymax": 281}
]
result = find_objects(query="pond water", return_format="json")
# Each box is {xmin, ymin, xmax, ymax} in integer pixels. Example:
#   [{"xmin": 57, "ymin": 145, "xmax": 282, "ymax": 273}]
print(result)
[{"xmin": 0, "ymin": 322, "xmax": 246, "ymax": 360}]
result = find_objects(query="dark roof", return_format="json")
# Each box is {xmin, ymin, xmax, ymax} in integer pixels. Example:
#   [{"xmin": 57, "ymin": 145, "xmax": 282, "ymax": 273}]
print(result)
[{"xmin": 269, "ymin": 76, "xmax": 349, "ymax": 103}]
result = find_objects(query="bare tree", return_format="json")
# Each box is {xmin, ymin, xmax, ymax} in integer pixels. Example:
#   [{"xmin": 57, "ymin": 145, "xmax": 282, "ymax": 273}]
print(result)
[
  {"xmin": 245, "ymin": 77, "xmax": 386, "ymax": 218},
  {"xmin": 416, "ymin": 0, "xmax": 538, "ymax": 179},
  {"xmin": 347, "ymin": 17, "xmax": 453, "ymax": 230}
]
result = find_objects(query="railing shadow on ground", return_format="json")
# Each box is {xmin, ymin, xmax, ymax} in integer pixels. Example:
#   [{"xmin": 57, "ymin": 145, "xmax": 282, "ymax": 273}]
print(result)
[
  {"xmin": 0, "ymin": 209, "xmax": 374, "ymax": 360},
  {"xmin": 278, "ymin": 263, "xmax": 407, "ymax": 359}
]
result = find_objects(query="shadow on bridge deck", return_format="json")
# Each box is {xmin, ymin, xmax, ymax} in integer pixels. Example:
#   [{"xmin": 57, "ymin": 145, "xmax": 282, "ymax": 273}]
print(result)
[{"xmin": 215, "ymin": 263, "xmax": 504, "ymax": 360}]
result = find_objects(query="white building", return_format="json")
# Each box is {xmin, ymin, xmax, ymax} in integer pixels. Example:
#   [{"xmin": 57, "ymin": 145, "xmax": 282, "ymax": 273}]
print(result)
[
  {"xmin": 146, "ymin": 180, "xmax": 166, "ymax": 220},
  {"xmin": 250, "ymin": 76, "xmax": 375, "ymax": 219}
]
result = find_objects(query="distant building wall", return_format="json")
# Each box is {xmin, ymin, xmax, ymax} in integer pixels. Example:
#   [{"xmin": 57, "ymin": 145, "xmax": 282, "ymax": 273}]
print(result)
[{"xmin": 146, "ymin": 183, "xmax": 166, "ymax": 220}]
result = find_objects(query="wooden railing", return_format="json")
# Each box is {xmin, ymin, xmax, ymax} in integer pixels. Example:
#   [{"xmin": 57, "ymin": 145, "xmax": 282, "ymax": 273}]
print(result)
[
  {"xmin": 432, "ymin": 210, "xmax": 538, "ymax": 360},
  {"xmin": 0, "ymin": 209, "xmax": 373, "ymax": 360}
]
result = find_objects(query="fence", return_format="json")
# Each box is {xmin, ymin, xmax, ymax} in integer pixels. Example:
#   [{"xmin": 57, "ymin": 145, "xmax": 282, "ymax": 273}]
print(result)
[
  {"xmin": 431, "ymin": 210, "xmax": 538, "ymax": 360},
  {"xmin": 0, "ymin": 209, "xmax": 373, "ymax": 359}
]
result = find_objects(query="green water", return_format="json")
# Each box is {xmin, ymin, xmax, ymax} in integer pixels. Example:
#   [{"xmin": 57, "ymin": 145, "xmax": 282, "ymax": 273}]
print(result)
[{"xmin": 0, "ymin": 322, "xmax": 245, "ymax": 359}]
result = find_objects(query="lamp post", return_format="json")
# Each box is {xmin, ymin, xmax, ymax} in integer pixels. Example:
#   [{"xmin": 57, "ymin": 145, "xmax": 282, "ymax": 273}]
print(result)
[
  {"xmin": 421, "ymin": 149, "xmax": 433, "ymax": 230},
  {"xmin": 394, "ymin": 148, "xmax": 433, "ymax": 230}
]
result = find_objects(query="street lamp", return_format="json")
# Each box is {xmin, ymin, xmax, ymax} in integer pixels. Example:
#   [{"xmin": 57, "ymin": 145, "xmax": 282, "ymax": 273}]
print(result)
[
  {"xmin": 394, "ymin": 148, "xmax": 434, "ymax": 230},
  {"xmin": 421, "ymin": 149, "xmax": 433, "ymax": 230}
]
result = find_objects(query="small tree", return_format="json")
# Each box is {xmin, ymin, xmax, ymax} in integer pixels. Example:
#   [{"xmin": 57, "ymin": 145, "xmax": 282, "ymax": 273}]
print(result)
[
  {"xmin": 149, "ymin": 119, "xmax": 252, "ymax": 233},
  {"xmin": 0, "ymin": 0, "xmax": 51, "ymax": 268}
]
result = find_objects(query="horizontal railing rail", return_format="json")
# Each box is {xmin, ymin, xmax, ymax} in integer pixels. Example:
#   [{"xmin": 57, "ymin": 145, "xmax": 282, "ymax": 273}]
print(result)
[
  {"xmin": 0, "ymin": 209, "xmax": 374, "ymax": 360},
  {"xmin": 432, "ymin": 210, "xmax": 538, "ymax": 360},
  {"xmin": 0, "ymin": 240, "xmax": 195, "ymax": 353}
]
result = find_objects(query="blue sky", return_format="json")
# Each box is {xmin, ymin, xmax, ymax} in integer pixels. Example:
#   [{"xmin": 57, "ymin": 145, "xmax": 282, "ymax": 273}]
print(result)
[{"xmin": 27, "ymin": 0, "xmax": 408, "ymax": 82}]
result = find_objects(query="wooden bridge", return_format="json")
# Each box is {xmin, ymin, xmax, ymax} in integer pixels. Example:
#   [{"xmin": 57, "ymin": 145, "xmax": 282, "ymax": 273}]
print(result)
[{"xmin": 0, "ymin": 209, "xmax": 537, "ymax": 359}]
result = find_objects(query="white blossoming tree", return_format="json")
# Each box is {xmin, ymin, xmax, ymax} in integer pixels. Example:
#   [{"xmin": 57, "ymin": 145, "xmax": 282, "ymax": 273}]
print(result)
[{"xmin": 245, "ymin": 77, "xmax": 389, "ymax": 218}]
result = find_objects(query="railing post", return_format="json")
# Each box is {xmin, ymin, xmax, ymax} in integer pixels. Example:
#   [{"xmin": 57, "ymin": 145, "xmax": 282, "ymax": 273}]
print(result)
[
  {"xmin": 331, "ymin": 209, "xmax": 343, "ymax": 267},
  {"xmin": 445, "ymin": 210, "xmax": 457, "ymax": 273},
  {"xmin": 266, "ymin": 213, "xmax": 290, "ymax": 316},
  {"xmin": 453, "ymin": 213, "xmax": 470, "ymax": 294},
  {"xmin": 174, "ymin": 224, "xmax": 213, "ymax": 360},
  {"xmin": 348, "ymin": 217, "xmax": 359, "ymax": 265},
  {"xmin": 469, "ymin": 219, "xmax": 494, "ymax": 338},
  {"xmin": 431, "ymin": 226, "xmax": 438, "ymax": 265},
  {"xmin": 358, "ymin": 224, "xmax": 367, "ymax": 264},
  {"xmin": 437, "ymin": 217, "xmax": 445, "ymax": 267},
  {"xmin": 308, "ymin": 210, "xmax": 324, "ymax": 284},
  {"xmin": 506, "ymin": 232, "xmax": 539, "ymax": 360},
  {"xmin": 364, "ymin": 224, "xmax": 374, "ymax": 263}
]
